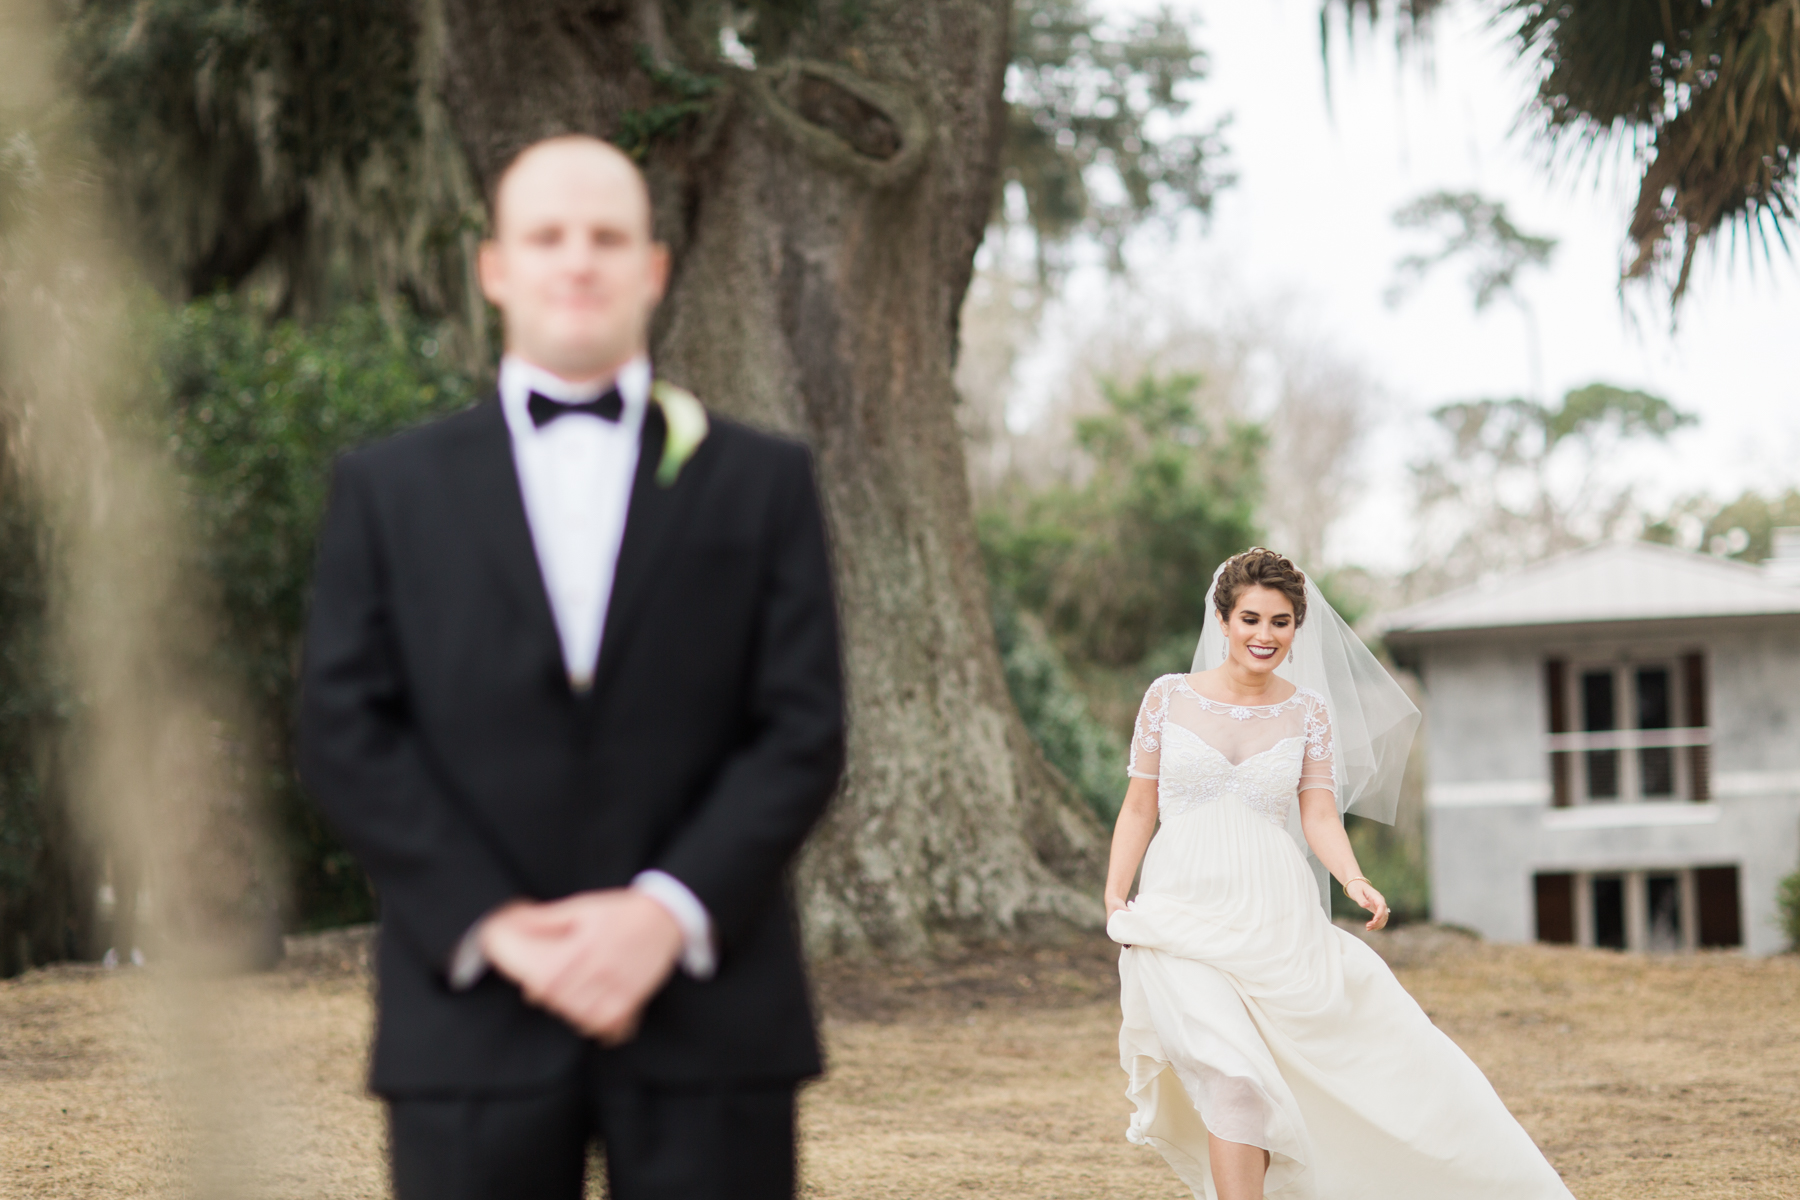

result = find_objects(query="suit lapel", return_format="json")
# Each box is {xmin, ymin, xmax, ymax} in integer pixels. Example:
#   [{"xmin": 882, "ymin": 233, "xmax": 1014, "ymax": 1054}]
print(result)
[
  {"xmin": 444, "ymin": 397, "xmax": 563, "ymax": 664},
  {"xmin": 592, "ymin": 402, "xmax": 701, "ymax": 699}
]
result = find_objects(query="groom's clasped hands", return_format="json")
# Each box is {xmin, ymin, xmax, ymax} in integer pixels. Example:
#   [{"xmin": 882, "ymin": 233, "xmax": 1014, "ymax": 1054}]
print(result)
[{"xmin": 478, "ymin": 891, "xmax": 685, "ymax": 1045}]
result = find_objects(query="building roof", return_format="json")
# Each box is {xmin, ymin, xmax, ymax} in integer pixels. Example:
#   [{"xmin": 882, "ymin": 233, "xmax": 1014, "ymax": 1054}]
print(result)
[{"xmin": 1382, "ymin": 540, "xmax": 1800, "ymax": 637}]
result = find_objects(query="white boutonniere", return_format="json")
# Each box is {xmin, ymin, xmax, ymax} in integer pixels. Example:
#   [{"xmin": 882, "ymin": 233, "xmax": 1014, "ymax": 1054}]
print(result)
[{"xmin": 650, "ymin": 380, "xmax": 709, "ymax": 486}]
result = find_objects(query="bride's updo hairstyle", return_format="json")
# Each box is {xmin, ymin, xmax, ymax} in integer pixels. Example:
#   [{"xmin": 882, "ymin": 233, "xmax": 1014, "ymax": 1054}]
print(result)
[{"xmin": 1213, "ymin": 548, "xmax": 1308, "ymax": 628}]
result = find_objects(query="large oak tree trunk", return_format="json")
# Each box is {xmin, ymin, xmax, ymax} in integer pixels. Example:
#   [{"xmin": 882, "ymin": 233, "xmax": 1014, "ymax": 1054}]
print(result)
[{"xmin": 437, "ymin": 0, "xmax": 1103, "ymax": 954}]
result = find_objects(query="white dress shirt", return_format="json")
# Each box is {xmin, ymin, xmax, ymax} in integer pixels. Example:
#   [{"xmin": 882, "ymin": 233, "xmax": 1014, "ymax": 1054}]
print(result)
[
  {"xmin": 449, "ymin": 354, "xmax": 714, "ymax": 987},
  {"xmin": 499, "ymin": 354, "xmax": 647, "ymax": 689}
]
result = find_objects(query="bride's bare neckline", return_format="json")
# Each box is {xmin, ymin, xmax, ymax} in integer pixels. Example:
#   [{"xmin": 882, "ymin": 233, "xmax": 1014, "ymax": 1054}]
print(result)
[{"xmin": 1181, "ymin": 672, "xmax": 1299, "ymax": 709}]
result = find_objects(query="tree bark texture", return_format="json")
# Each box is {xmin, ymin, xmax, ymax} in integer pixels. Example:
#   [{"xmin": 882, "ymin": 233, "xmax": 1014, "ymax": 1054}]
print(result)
[{"xmin": 436, "ymin": 0, "xmax": 1104, "ymax": 954}]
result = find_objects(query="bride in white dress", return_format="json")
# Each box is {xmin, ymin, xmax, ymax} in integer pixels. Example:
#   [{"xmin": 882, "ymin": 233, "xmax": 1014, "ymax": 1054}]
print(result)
[{"xmin": 1104, "ymin": 549, "xmax": 1574, "ymax": 1200}]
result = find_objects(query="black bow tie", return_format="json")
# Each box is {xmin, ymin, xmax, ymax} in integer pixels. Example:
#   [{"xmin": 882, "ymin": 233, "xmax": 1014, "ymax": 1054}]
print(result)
[{"xmin": 528, "ymin": 387, "xmax": 624, "ymax": 428}]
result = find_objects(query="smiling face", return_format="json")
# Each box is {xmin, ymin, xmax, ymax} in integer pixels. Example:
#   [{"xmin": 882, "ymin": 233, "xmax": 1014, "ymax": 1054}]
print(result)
[
  {"xmin": 478, "ymin": 137, "xmax": 669, "ymax": 381},
  {"xmin": 1221, "ymin": 584, "xmax": 1298, "ymax": 676}
]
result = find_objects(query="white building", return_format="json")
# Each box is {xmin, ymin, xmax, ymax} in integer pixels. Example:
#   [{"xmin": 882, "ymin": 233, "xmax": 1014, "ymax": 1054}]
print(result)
[{"xmin": 1384, "ymin": 536, "xmax": 1800, "ymax": 956}]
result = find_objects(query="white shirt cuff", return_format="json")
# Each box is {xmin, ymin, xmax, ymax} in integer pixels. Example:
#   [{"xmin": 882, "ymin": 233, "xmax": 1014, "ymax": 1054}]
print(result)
[
  {"xmin": 631, "ymin": 870, "xmax": 717, "ymax": 980},
  {"xmin": 448, "ymin": 919, "xmax": 491, "ymax": 991}
]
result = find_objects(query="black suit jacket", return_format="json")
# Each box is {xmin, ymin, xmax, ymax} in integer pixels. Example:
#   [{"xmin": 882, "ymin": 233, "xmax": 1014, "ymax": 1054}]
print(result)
[{"xmin": 296, "ymin": 394, "xmax": 845, "ymax": 1095}]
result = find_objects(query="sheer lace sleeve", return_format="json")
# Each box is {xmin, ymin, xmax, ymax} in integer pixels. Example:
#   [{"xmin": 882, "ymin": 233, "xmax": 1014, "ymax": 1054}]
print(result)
[
  {"xmin": 1128, "ymin": 676, "xmax": 1179, "ymax": 779},
  {"xmin": 1297, "ymin": 690, "xmax": 1337, "ymax": 798}
]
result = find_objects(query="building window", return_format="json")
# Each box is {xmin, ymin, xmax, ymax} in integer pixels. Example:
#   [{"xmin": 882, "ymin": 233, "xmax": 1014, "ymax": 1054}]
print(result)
[
  {"xmin": 1682, "ymin": 652, "xmax": 1711, "ymax": 801},
  {"xmin": 1533, "ymin": 873, "xmax": 1575, "ymax": 943},
  {"xmin": 1590, "ymin": 873, "xmax": 1628, "ymax": 948},
  {"xmin": 1545, "ymin": 660, "xmax": 1572, "ymax": 806},
  {"xmin": 1544, "ymin": 655, "xmax": 1711, "ymax": 804},
  {"xmin": 1581, "ymin": 669, "xmax": 1621, "ymax": 798},
  {"xmin": 1694, "ymin": 866, "xmax": 1741, "ymax": 947},
  {"xmin": 1634, "ymin": 666, "xmax": 1677, "ymax": 796},
  {"xmin": 1532, "ymin": 866, "xmax": 1742, "ymax": 951},
  {"xmin": 1645, "ymin": 872, "xmax": 1683, "ymax": 951}
]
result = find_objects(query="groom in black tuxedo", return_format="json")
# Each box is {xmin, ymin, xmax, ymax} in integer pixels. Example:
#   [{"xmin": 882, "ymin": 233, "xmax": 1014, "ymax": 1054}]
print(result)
[{"xmin": 297, "ymin": 135, "xmax": 845, "ymax": 1200}]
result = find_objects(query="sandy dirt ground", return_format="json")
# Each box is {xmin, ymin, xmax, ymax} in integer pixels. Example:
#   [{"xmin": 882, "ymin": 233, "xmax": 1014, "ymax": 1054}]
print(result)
[{"xmin": 2, "ymin": 924, "xmax": 1795, "ymax": 1199}]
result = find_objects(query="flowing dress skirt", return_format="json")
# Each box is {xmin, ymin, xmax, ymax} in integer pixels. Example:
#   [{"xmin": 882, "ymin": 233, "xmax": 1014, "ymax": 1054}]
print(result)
[{"xmin": 1108, "ymin": 797, "xmax": 1574, "ymax": 1200}]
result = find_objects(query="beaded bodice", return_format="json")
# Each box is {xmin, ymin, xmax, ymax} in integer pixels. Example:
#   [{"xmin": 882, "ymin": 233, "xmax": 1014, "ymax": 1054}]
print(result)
[
  {"xmin": 1155, "ymin": 725, "xmax": 1306, "ymax": 825},
  {"xmin": 1129, "ymin": 675, "xmax": 1335, "ymax": 826}
]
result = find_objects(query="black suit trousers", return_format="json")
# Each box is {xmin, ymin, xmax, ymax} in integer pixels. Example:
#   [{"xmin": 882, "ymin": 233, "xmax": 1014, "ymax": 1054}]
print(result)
[{"xmin": 389, "ymin": 1054, "xmax": 796, "ymax": 1200}]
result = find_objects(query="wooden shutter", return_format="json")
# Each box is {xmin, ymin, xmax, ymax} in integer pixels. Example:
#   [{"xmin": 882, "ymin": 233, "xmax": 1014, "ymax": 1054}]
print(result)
[
  {"xmin": 1545, "ymin": 658, "xmax": 1571, "ymax": 807},
  {"xmin": 1534, "ymin": 873, "xmax": 1575, "ymax": 944},
  {"xmin": 1694, "ymin": 866, "xmax": 1741, "ymax": 947},
  {"xmin": 1683, "ymin": 652, "xmax": 1710, "ymax": 802}
]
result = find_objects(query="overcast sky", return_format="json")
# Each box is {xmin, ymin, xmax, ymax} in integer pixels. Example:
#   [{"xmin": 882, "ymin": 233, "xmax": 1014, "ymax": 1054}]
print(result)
[{"xmin": 1021, "ymin": 0, "xmax": 1800, "ymax": 572}]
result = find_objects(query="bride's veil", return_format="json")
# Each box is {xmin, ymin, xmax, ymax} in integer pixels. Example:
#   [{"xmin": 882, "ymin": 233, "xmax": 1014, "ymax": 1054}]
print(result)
[{"xmin": 1193, "ymin": 558, "xmax": 1421, "ymax": 907}]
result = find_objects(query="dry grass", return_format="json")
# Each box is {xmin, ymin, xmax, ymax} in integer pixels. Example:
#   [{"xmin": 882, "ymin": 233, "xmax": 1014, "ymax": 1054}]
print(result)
[{"xmin": 1, "ymin": 925, "xmax": 1795, "ymax": 1199}]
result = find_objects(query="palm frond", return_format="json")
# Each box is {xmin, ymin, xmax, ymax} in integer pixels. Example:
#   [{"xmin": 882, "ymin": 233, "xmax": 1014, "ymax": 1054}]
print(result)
[
  {"xmin": 1317, "ymin": 0, "xmax": 1451, "ymax": 104},
  {"xmin": 1506, "ymin": 0, "xmax": 1800, "ymax": 309}
]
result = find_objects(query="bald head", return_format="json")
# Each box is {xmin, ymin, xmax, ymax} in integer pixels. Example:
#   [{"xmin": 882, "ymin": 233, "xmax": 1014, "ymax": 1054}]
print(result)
[
  {"xmin": 491, "ymin": 136, "xmax": 653, "ymax": 241},
  {"xmin": 479, "ymin": 136, "xmax": 668, "ymax": 382}
]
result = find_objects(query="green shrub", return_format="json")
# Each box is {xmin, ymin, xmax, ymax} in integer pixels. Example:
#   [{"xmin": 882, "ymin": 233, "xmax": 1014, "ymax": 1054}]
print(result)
[
  {"xmin": 0, "ymin": 424, "xmax": 78, "ymax": 974},
  {"xmin": 160, "ymin": 296, "xmax": 475, "ymax": 928},
  {"xmin": 981, "ymin": 372, "xmax": 1263, "ymax": 667},
  {"xmin": 1329, "ymin": 816, "xmax": 1431, "ymax": 926},
  {"xmin": 1778, "ymin": 867, "xmax": 1800, "ymax": 952},
  {"xmin": 992, "ymin": 592, "xmax": 1126, "ymax": 821}
]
